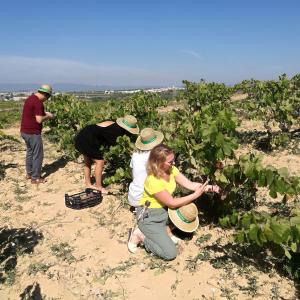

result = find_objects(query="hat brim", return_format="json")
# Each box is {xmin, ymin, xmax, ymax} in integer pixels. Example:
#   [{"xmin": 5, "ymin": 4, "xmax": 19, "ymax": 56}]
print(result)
[
  {"xmin": 38, "ymin": 88, "xmax": 52, "ymax": 95},
  {"xmin": 168, "ymin": 208, "xmax": 199, "ymax": 233},
  {"xmin": 116, "ymin": 118, "xmax": 139, "ymax": 135},
  {"xmin": 135, "ymin": 131, "xmax": 164, "ymax": 151}
]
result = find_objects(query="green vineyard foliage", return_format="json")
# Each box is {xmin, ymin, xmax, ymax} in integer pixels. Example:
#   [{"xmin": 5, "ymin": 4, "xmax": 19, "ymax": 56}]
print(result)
[
  {"xmin": 233, "ymin": 74, "xmax": 300, "ymax": 149},
  {"xmin": 219, "ymin": 209, "xmax": 300, "ymax": 260},
  {"xmin": 45, "ymin": 94, "xmax": 94, "ymax": 159},
  {"xmin": 43, "ymin": 75, "xmax": 300, "ymax": 279}
]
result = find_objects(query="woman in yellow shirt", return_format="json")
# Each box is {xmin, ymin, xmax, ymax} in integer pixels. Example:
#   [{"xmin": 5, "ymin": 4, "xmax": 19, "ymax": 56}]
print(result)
[{"xmin": 128, "ymin": 144, "xmax": 218, "ymax": 260}]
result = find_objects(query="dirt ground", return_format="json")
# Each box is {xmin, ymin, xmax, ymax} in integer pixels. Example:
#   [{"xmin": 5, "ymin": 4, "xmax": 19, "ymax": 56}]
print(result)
[{"xmin": 0, "ymin": 125, "xmax": 299, "ymax": 300}]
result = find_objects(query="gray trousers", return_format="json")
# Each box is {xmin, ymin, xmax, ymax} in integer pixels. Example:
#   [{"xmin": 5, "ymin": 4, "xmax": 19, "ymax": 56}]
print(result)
[
  {"xmin": 137, "ymin": 207, "xmax": 177, "ymax": 260},
  {"xmin": 21, "ymin": 133, "xmax": 44, "ymax": 179}
]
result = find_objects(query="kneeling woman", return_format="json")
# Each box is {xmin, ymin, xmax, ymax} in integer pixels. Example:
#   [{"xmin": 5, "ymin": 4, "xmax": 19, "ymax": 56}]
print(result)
[{"xmin": 128, "ymin": 144, "xmax": 219, "ymax": 260}]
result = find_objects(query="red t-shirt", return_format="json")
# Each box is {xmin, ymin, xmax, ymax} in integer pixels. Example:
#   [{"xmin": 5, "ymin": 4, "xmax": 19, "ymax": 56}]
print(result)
[{"xmin": 20, "ymin": 94, "xmax": 46, "ymax": 134}]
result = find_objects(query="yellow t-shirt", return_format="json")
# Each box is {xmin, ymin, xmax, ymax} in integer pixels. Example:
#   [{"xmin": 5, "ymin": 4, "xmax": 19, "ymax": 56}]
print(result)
[{"xmin": 139, "ymin": 166, "xmax": 180, "ymax": 208}]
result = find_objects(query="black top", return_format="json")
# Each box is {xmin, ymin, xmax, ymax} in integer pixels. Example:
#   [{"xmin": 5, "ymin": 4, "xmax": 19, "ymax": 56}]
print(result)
[{"xmin": 74, "ymin": 122, "xmax": 128, "ymax": 159}]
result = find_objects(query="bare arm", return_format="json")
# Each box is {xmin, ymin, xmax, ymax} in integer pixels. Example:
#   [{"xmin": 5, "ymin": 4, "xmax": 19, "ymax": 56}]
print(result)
[
  {"xmin": 175, "ymin": 171, "xmax": 220, "ymax": 193},
  {"xmin": 35, "ymin": 112, "xmax": 54, "ymax": 124},
  {"xmin": 193, "ymin": 182, "xmax": 221, "ymax": 193},
  {"xmin": 153, "ymin": 180, "xmax": 209, "ymax": 209},
  {"xmin": 175, "ymin": 172, "xmax": 216, "ymax": 192},
  {"xmin": 175, "ymin": 172, "xmax": 201, "ymax": 191}
]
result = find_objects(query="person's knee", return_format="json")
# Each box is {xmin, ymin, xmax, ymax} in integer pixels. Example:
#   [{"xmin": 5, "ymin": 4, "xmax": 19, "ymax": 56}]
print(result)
[{"xmin": 163, "ymin": 245, "xmax": 177, "ymax": 261}]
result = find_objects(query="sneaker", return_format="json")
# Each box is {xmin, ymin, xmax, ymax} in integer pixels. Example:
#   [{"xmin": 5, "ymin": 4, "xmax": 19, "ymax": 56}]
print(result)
[
  {"xmin": 127, "ymin": 228, "xmax": 144, "ymax": 253},
  {"xmin": 31, "ymin": 178, "xmax": 47, "ymax": 184}
]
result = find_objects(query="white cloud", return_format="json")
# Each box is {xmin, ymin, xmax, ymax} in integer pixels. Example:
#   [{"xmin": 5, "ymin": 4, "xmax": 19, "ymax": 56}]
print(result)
[
  {"xmin": 180, "ymin": 50, "xmax": 202, "ymax": 59},
  {"xmin": 0, "ymin": 56, "xmax": 180, "ymax": 86},
  {"xmin": 2, "ymin": 55, "xmax": 290, "ymax": 86}
]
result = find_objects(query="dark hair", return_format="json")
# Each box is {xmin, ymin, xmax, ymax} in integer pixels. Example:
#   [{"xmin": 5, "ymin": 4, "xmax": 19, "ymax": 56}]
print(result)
[{"xmin": 40, "ymin": 91, "xmax": 51, "ymax": 98}]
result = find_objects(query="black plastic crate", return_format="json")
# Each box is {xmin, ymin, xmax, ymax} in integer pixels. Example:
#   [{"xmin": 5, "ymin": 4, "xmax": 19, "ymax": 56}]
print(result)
[{"xmin": 65, "ymin": 188, "xmax": 102, "ymax": 210}]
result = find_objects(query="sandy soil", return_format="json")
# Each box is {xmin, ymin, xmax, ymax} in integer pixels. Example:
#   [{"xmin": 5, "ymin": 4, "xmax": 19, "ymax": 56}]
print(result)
[
  {"xmin": 230, "ymin": 93, "xmax": 248, "ymax": 102},
  {"xmin": 0, "ymin": 125, "xmax": 298, "ymax": 300}
]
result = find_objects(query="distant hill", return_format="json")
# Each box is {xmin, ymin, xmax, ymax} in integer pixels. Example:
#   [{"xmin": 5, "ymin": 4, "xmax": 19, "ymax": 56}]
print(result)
[
  {"xmin": 0, "ymin": 83, "xmax": 172, "ymax": 92},
  {"xmin": 0, "ymin": 83, "xmax": 111, "ymax": 92}
]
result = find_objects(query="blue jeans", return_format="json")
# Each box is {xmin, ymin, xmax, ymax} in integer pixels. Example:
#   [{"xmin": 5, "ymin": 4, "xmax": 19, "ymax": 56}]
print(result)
[{"xmin": 21, "ymin": 133, "xmax": 44, "ymax": 179}]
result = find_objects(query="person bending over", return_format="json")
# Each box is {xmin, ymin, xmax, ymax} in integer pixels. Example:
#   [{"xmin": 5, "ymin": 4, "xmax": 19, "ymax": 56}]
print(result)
[{"xmin": 74, "ymin": 115, "xmax": 139, "ymax": 194}]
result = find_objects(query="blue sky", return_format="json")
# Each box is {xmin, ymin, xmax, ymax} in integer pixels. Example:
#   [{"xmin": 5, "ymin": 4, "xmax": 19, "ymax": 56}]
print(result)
[{"xmin": 0, "ymin": 0, "xmax": 299, "ymax": 86}]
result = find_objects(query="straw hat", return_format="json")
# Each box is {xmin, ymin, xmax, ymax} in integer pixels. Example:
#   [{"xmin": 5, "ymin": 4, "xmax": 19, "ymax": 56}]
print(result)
[
  {"xmin": 168, "ymin": 203, "xmax": 199, "ymax": 233},
  {"xmin": 135, "ymin": 128, "xmax": 164, "ymax": 151},
  {"xmin": 116, "ymin": 115, "xmax": 139, "ymax": 135},
  {"xmin": 38, "ymin": 84, "xmax": 52, "ymax": 96}
]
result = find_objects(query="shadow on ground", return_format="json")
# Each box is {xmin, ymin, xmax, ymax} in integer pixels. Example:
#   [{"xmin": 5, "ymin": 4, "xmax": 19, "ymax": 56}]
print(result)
[
  {"xmin": 237, "ymin": 128, "xmax": 300, "ymax": 152},
  {"xmin": 0, "ymin": 227, "xmax": 43, "ymax": 284},
  {"xmin": 0, "ymin": 162, "xmax": 18, "ymax": 181},
  {"xmin": 20, "ymin": 282, "xmax": 43, "ymax": 300},
  {"xmin": 204, "ymin": 242, "xmax": 300, "ymax": 299},
  {"xmin": 42, "ymin": 156, "xmax": 69, "ymax": 178}
]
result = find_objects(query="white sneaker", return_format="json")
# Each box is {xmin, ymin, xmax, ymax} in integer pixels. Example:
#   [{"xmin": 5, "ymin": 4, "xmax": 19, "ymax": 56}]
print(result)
[{"xmin": 127, "ymin": 228, "xmax": 144, "ymax": 253}]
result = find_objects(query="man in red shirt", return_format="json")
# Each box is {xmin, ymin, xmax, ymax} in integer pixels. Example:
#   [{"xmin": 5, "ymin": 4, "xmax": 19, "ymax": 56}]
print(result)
[{"xmin": 20, "ymin": 84, "xmax": 55, "ymax": 184}]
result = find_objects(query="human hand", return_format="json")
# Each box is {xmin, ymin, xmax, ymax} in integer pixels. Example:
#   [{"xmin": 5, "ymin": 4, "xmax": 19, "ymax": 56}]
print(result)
[
  {"xmin": 213, "ymin": 185, "xmax": 221, "ymax": 193},
  {"xmin": 45, "ymin": 112, "xmax": 55, "ymax": 119},
  {"xmin": 193, "ymin": 179, "xmax": 209, "ymax": 198},
  {"xmin": 193, "ymin": 181, "xmax": 212, "ymax": 190},
  {"xmin": 205, "ymin": 184, "xmax": 220, "ymax": 193}
]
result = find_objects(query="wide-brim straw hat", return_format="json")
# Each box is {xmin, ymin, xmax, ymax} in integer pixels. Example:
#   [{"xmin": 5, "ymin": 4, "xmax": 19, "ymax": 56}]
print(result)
[
  {"xmin": 38, "ymin": 84, "xmax": 52, "ymax": 96},
  {"xmin": 168, "ymin": 203, "xmax": 199, "ymax": 233},
  {"xmin": 116, "ymin": 115, "xmax": 139, "ymax": 135},
  {"xmin": 135, "ymin": 127, "xmax": 164, "ymax": 151}
]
